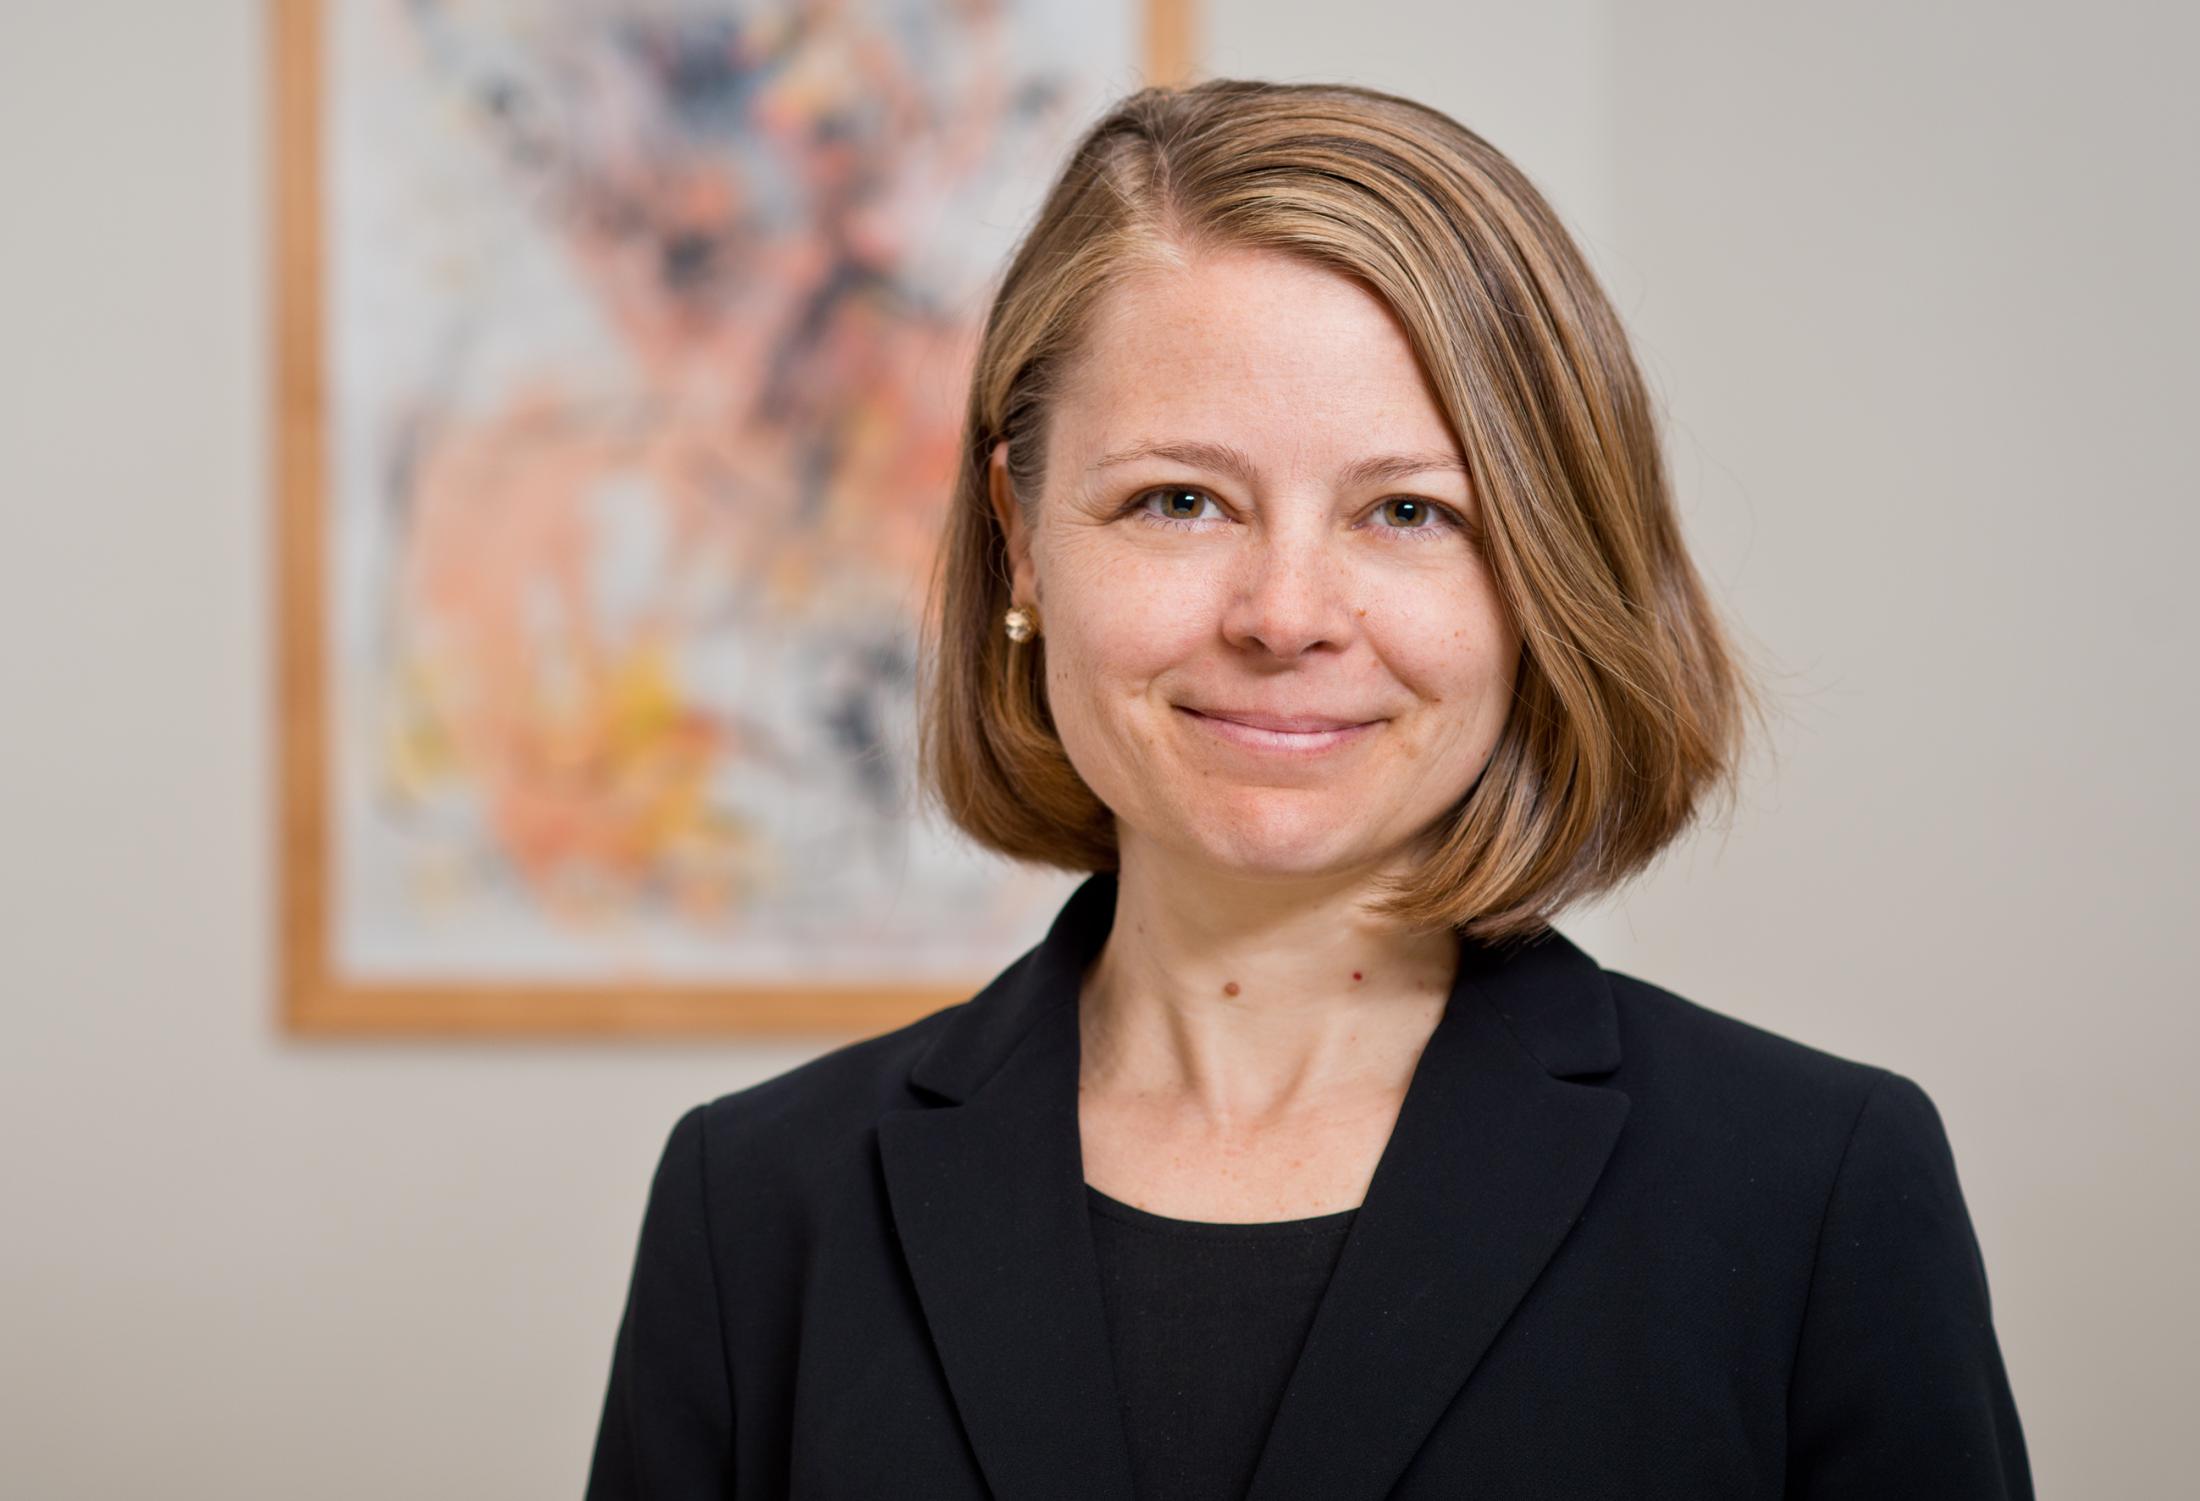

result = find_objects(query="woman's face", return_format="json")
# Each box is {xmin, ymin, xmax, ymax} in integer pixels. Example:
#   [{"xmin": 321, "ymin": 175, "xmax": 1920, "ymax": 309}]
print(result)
[{"xmin": 993, "ymin": 246, "xmax": 1521, "ymax": 884}]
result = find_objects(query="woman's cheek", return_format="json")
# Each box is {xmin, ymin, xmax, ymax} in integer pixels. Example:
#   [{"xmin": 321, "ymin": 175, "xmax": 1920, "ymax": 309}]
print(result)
[{"xmin": 1061, "ymin": 555, "xmax": 1205, "ymax": 672}]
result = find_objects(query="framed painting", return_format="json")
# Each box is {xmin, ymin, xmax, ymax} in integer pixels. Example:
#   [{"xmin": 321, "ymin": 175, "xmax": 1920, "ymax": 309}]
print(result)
[{"xmin": 270, "ymin": 0, "xmax": 1195, "ymax": 1035}]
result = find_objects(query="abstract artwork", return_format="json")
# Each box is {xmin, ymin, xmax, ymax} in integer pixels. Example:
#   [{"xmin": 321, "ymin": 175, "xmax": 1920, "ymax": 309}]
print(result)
[{"xmin": 272, "ymin": 0, "xmax": 1192, "ymax": 1033}]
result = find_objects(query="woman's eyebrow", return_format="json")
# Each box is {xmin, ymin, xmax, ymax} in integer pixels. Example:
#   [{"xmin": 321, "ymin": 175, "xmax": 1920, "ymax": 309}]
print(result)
[
  {"xmin": 1336, "ymin": 450, "xmax": 1471, "ymax": 488},
  {"xmin": 1090, "ymin": 439, "xmax": 1260, "ymax": 484},
  {"xmin": 1090, "ymin": 440, "xmax": 1468, "ymax": 489}
]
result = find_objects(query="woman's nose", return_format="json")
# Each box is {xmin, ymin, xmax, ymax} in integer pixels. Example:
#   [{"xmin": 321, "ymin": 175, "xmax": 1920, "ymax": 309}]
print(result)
[{"xmin": 1217, "ymin": 522, "xmax": 1356, "ymax": 660}]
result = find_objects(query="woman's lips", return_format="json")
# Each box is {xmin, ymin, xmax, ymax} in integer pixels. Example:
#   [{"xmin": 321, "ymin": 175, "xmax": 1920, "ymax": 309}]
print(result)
[{"xmin": 1177, "ymin": 706, "xmax": 1380, "ymax": 755}]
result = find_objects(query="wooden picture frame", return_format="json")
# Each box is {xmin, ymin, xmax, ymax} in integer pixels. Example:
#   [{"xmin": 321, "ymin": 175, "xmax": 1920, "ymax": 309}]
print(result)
[{"xmin": 271, "ymin": 0, "xmax": 1194, "ymax": 1037}]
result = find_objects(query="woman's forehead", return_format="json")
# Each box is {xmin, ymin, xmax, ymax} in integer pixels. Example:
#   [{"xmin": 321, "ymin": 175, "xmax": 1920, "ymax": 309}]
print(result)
[
  {"xmin": 1051, "ymin": 256, "xmax": 1463, "ymax": 472},
  {"xmin": 1079, "ymin": 245, "xmax": 1406, "ymax": 357}
]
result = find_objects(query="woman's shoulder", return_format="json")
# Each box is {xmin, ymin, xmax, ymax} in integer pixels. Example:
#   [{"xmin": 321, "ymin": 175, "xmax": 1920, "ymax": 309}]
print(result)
[
  {"xmin": 690, "ymin": 995, "xmax": 974, "ymax": 1164},
  {"xmin": 1601, "ymin": 966, "xmax": 1884, "ymax": 1086},
  {"xmin": 1595, "ymin": 964, "xmax": 1952, "ymax": 1175}
]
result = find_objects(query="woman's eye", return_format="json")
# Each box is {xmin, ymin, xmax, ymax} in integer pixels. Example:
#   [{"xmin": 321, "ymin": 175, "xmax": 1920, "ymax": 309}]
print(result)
[
  {"xmin": 1376, "ymin": 497, "xmax": 1439, "ymax": 530},
  {"xmin": 1136, "ymin": 487, "xmax": 1220, "ymax": 524}
]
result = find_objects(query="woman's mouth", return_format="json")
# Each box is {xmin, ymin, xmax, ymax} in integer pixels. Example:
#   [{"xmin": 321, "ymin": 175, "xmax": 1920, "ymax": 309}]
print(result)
[{"xmin": 1176, "ymin": 706, "xmax": 1382, "ymax": 755}]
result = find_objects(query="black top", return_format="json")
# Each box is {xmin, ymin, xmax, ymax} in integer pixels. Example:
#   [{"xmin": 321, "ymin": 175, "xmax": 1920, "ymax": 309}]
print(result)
[
  {"xmin": 585, "ymin": 871, "xmax": 2034, "ymax": 1500},
  {"xmin": 1085, "ymin": 1184, "xmax": 1359, "ymax": 1501}
]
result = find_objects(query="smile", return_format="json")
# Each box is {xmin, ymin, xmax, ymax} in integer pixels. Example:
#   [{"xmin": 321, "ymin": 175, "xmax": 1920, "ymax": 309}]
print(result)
[{"xmin": 1176, "ymin": 707, "xmax": 1381, "ymax": 756}]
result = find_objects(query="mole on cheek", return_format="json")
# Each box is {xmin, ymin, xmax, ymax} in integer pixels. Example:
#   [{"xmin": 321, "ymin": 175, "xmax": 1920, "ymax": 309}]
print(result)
[{"xmin": 1223, "ymin": 981, "xmax": 1240, "ymax": 997}]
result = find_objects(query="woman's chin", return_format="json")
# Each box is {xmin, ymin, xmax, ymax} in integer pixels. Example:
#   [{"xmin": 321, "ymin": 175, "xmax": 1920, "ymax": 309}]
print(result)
[{"xmin": 1165, "ymin": 816, "xmax": 1387, "ymax": 885}]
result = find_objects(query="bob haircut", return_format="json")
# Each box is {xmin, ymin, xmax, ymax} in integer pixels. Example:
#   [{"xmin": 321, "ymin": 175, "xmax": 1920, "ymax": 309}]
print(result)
[{"xmin": 918, "ymin": 78, "xmax": 1764, "ymax": 942}]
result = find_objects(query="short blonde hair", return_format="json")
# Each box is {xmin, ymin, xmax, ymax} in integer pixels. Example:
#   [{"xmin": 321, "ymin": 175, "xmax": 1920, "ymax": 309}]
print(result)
[{"xmin": 918, "ymin": 79, "xmax": 1764, "ymax": 941}]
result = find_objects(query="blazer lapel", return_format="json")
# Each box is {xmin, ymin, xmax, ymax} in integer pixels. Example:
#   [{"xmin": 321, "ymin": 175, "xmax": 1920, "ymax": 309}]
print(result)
[
  {"xmin": 877, "ymin": 874, "xmax": 1136, "ymax": 1501},
  {"xmin": 1242, "ymin": 924, "xmax": 1632, "ymax": 1501}
]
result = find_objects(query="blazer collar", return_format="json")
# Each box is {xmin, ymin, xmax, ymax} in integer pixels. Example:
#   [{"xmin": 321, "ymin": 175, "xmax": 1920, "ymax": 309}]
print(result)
[{"xmin": 879, "ymin": 871, "xmax": 1630, "ymax": 1501}]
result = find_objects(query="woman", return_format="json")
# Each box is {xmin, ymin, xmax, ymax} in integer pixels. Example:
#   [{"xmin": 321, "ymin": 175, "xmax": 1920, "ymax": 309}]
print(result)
[{"xmin": 586, "ymin": 80, "xmax": 2032, "ymax": 1499}]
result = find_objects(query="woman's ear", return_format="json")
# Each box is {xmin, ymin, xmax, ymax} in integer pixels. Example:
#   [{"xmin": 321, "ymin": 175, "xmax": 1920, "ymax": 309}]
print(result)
[{"xmin": 987, "ymin": 441, "xmax": 1038, "ymax": 605}]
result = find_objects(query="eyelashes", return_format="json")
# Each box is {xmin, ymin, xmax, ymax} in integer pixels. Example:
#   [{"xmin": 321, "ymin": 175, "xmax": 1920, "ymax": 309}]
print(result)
[{"xmin": 1125, "ymin": 486, "xmax": 1472, "ymax": 544}]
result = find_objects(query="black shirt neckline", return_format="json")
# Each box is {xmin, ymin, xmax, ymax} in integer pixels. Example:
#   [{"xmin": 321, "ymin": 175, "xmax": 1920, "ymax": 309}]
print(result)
[{"xmin": 1083, "ymin": 1182, "xmax": 1360, "ymax": 1238}]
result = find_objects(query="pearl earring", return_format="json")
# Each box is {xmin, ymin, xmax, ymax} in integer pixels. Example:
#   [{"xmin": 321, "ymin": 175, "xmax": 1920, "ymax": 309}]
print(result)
[{"xmin": 1003, "ymin": 605, "xmax": 1038, "ymax": 643}]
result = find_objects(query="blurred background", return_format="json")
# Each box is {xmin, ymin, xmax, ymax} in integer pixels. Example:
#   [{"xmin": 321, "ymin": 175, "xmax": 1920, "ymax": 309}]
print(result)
[{"xmin": 2, "ymin": 1, "xmax": 2193, "ymax": 1495}]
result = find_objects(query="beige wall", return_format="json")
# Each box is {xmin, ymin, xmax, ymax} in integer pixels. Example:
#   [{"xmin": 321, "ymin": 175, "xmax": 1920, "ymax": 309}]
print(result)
[{"xmin": 2, "ymin": 1, "xmax": 2189, "ymax": 1494}]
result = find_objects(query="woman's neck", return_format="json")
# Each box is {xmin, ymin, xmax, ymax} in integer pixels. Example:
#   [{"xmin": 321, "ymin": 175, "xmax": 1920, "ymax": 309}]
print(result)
[{"xmin": 1076, "ymin": 851, "xmax": 1457, "ymax": 1129}]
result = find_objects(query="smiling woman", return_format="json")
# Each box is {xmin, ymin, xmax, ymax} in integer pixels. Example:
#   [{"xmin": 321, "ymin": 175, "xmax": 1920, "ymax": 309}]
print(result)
[{"xmin": 587, "ymin": 79, "xmax": 2033, "ymax": 1501}]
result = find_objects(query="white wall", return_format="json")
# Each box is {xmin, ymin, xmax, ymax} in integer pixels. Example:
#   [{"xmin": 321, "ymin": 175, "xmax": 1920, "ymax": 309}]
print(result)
[{"xmin": 2, "ymin": 2, "xmax": 2190, "ymax": 1495}]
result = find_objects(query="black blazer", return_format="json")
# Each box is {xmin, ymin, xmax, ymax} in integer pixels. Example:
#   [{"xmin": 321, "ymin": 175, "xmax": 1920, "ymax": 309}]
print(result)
[{"xmin": 585, "ymin": 872, "xmax": 2032, "ymax": 1499}]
